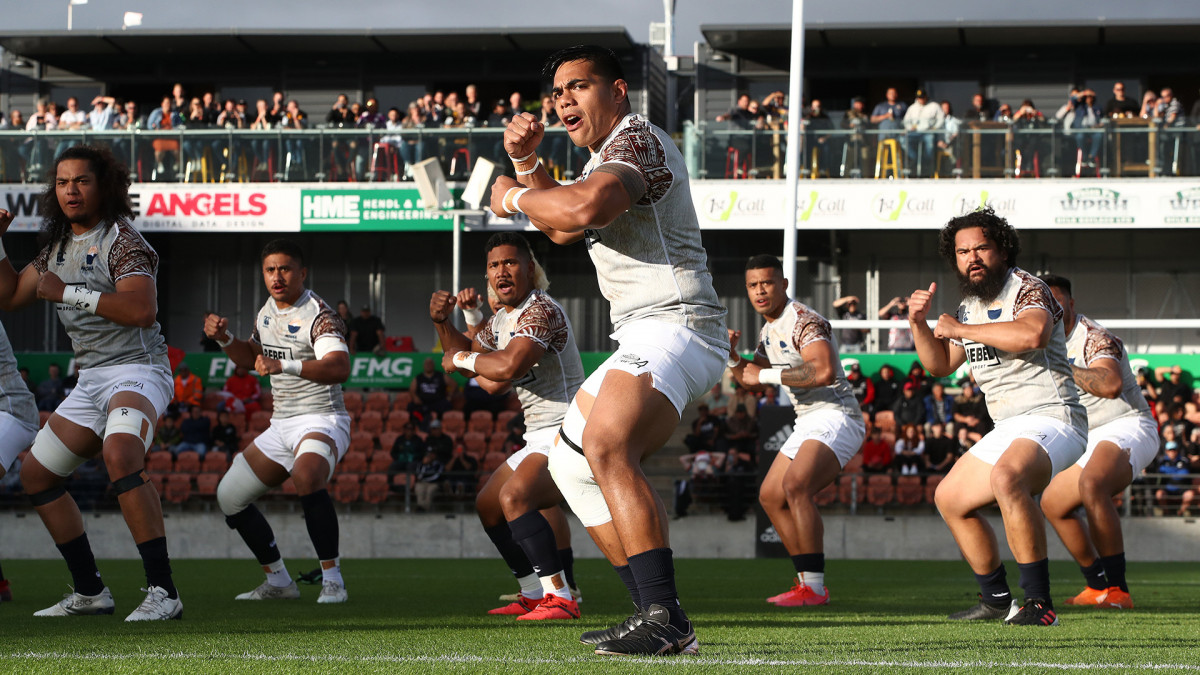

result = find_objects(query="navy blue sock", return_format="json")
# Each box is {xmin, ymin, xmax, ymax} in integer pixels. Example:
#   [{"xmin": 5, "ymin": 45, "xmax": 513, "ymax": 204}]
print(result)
[
  {"xmin": 974, "ymin": 564, "xmax": 1012, "ymax": 608},
  {"xmin": 483, "ymin": 523, "xmax": 534, "ymax": 578},
  {"xmin": 299, "ymin": 489, "xmax": 340, "ymax": 561},
  {"xmin": 57, "ymin": 532, "xmax": 104, "ymax": 596},
  {"xmin": 136, "ymin": 536, "xmax": 177, "ymax": 599},
  {"xmin": 791, "ymin": 553, "xmax": 825, "ymax": 575},
  {"xmin": 226, "ymin": 504, "xmax": 282, "ymax": 566},
  {"xmin": 1099, "ymin": 553, "xmax": 1128, "ymax": 592},
  {"xmin": 1017, "ymin": 558, "xmax": 1052, "ymax": 606},
  {"xmin": 613, "ymin": 564, "xmax": 641, "ymax": 609},
  {"xmin": 560, "ymin": 547, "xmax": 576, "ymax": 589},
  {"xmin": 1080, "ymin": 559, "xmax": 1108, "ymax": 591},
  {"xmin": 507, "ymin": 512, "xmax": 563, "ymax": 580},
  {"xmin": 627, "ymin": 548, "xmax": 688, "ymax": 630}
]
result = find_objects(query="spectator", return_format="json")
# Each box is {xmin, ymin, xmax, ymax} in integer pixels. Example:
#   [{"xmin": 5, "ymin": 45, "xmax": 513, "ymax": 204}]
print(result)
[
  {"xmin": 1154, "ymin": 365, "xmax": 1192, "ymax": 415},
  {"xmin": 36, "ymin": 362, "xmax": 66, "ymax": 411},
  {"xmin": 1162, "ymin": 403, "xmax": 1195, "ymax": 446},
  {"xmin": 1139, "ymin": 90, "xmax": 1158, "ymax": 120},
  {"xmin": 805, "ymin": 99, "xmax": 835, "ymax": 171},
  {"xmin": 335, "ymin": 300, "xmax": 353, "ymax": 324},
  {"xmin": 87, "ymin": 96, "xmax": 118, "ymax": 131},
  {"xmin": 1104, "ymin": 82, "xmax": 1139, "ymax": 118},
  {"xmin": 730, "ymin": 382, "xmax": 759, "ymax": 421},
  {"xmin": 1154, "ymin": 88, "xmax": 1184, "ymax": 127},
  {"xmin": 422, "ymin": 419, "xmax": 454, "ymax": 464},
  {"xmin": 154, "ymin": 413, "xmax": 183, "ymax": 454},
  {"xmin": 923, "ymin": 381, "xmax": 953, "ymax": 432},
  {"xmin": 892, "ymin": 381, "xmax": 925, "ymax": 428},
  {"xmin": 878, "ymin": 296, "xmax": 914, "ymax": 351},
  {"xmin": 1070, "ymin": 89, "xmax": 1104, "ymax": 168},
  {"xmin": 902, "ymin": 89, "xmax": 944, "ymax": 175},
  {"xmin": 904, "ymin": 361, "xmax": 929, "ymax": 398},
  {"xmin": 839, "ymin": 96, "xmax": 870, "ymax": 174},
  {"xmin": 201, "ymin": 91, "xmax": 220, "ymax": 124},
  {"xmin": 502, "ymin": 416, "xmax": 527, "ymax": 455},
  {"xmin": 832, "ymin": 295, "xmax": 868, "ymax": 352},
  {"xmin": 1154, "ymin": 441, "xmax": 1195, "ymax": 516},
  {"xmin": 464, "ymin": 84, "xmax": 483, "ymax": 121},
  {"xmin": 994, "ymin": 102, "xmax": 1013, "ymax": 123},
  {"xmin": 965, "ymin": 93, "xmax": 994, "ymax": 123},
  {"xmin": 147, "ymin": 95, "xmax": 182, "ymax": 176},
  {"xmin": 349, "ymin": 305, "xmax": 386, "ymax": 356},
  {"xmin": 210, "ymin": 410, "xmax": 240, "ymax": 458},
  {"xmin": 221, "ymin": 365, "xmax": 262, "ymax": 415},
  {"xmin": 172, "ymin": 362, "xmax": 203, "ymax": 410},
  {"xmin": 702, "ymin": 383, "xmax": 730, "ymax": 418},
  {"xmin": 248, "ymin": 98, "xmax": 278, "ymax": 171},
  {"xmin": 937, "ymin": 100, "xmax": 961, "ymax": 171},
  {"xmin": 409, "ymin": 357, "xmax": 454, "ymax": 427},
  {"xmin": 18, "ymin": 367, "xmax": 35, "ymax": 394},
  {"xmin": 170, "ymin": 83, "xmax": 187, "ymax": 112},
  {"xmin": 718, "ymin": 404, "xmax": 757, "ymax": 457},
  {"xmin": 870, "ymin": 87, "xmax": 907, "ymax": 132},
  {"xmin": 1137, "ymin": 367, "xmax": 1158, "ymax": 410},
  {"xmin": 176, "ymin": 405, "xmax": 211, "ymax": 457},
  {"xmin": 760, "ymin": 90, "xmax": 787, "ymax": 121},
  {"xmin": 923, "ymin": 421, "xmax": 957, "ymax": 474},
  {"xmin": 1011, "ymin": 98, "xmax": 1047, "ymax": 174},
  {"xmin": 952, "ymin": 380, "xmax": 992, "ymax": 443},
  {"xmin": 759, "ymin": 385, "xmax": 781, "ymax": 411},
  {"xmin": 389, "ymin": 422, "xmax": 424, "ymax": 475},
  {"xmin": 443, "ymin": 446, "xmax": 479, "ymax": 497},
  {"xmin": 684, "ymin": 404, "xmax": 723, "ymax": 454},
  {"xmin": 861, "ymin": 425, "xmax": 894, "ymax": 473},
  {"xmin": 460, "ymin": 376, "xmax": 511, "ymax": 419},
  {"xmin": 716, "ymin": 93, "xmax": 758, "ymax": 163},
  {"xmin": 892, "ymin": 424, "xmax": 924, "ymax": 476},
  {"xmin": 845, "ymin": 363, "xmax": 875, "ymax": 416},
  {"xmin": 873, "ymin": 364, "xmax": 901, "ymax": 416},
  {"xmin": 412, "ymin": 450, "xmax": 444, "ymax": 512},
  {"xmin": 281, "ymin": 99, "xmax": 309, "ymax": 175}
]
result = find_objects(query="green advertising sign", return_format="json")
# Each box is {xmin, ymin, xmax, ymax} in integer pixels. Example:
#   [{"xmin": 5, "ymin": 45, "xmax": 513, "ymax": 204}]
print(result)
[{"xmin": 299, "ymin": 188, "xmax": 456, "ymax": 232}]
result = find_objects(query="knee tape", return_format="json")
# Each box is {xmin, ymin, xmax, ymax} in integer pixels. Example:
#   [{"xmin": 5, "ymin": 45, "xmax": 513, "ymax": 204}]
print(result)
[
  {"xmin": 547, "ymin": 440, "xmax": 612, "ymax": 528},
  {"xmin": 30, "ymin": 425, "xmax": 87, "ymax": 478},
  {"xmin": 106, "ymin": 407, "xmax": 154, "ymax": 451},
  {"xmin": 111, "ymin": 469, "xmax": 149, "ymax": 496},
  {"xmin": 560, "ymin": 401, "xmax": 587, "ymax": 452},
  {"xmin": 296, "ymin": 438, "xmax": 336, "ymax": 481},
  {"xmin": 217, "ymin": 453, "xmax": 272, "ymax": 516}
]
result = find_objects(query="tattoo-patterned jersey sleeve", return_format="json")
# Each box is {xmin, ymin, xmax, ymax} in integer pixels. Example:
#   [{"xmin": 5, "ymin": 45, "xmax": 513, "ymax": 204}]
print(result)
[
  {"xmin": 249, "ymin": 325, "xmax": 261, "ymax": 345},
  {"xmin": 310, "ymin": 309, "xmax": 347, "ymax": 344},
  {"xmin": 514, "ymin": 298, "xmax": 569, "ymax": 353},
  {"xmin": 476, "ymin": 316, "xmax": 498, "ymax": 352},
  {"xmin": 1082, "ymin": 318, "xmax": 1124, "ymax": 365},
  {"xmin": 109, "ymin": 228, "xmax": 159, "ymax": 281},
  {"xmin": 597, "ymin": 119, "xmax": 673, "ymax": 205},
  {"xmin": 1013, "ymin": 275, "xmax": 1062, "ymax": 322},
  {"xmin": 793, "ymin": 314, "xmax": 833, "ymax": 352},
  {"xmin": 31, "ymin": 245, "xmax": 51, "ymax": 274}
]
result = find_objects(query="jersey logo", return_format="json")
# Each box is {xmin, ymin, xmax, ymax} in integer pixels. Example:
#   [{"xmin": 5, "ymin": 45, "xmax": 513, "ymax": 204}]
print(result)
[
  {"xmin": 986, "ymin": 301, "xmax": 1003, "ymax": 321},
  {"xmin": 288, "ymin": 319, "xmax": 303, "ymax": 334},
  {"xmin": 262, "ymin": 316, "xmax": 270, "ymax": 327},
  {"xmin": 82, "ymin": 245, "xmax": 99, "ymax": 271},
  {"xmin": 56, "ymin": 250, "xmax": 66, "ymax": 265},
  {"xmin": 512, "ymin": 369, "xmax": 537, "ymax": 388},
  {"xmin": 261, "ymin": 343, "xmax": 294, "ymax": 360},
  {"xmin": 962, "ymin": 339, "xmax": 1001, "ymax": 368},
  {"xmin": 1069, "ymin": 357, "xmax": 1076, "ymax": 365}
]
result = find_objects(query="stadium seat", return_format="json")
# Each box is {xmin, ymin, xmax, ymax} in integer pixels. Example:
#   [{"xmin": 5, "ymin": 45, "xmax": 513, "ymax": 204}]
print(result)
[
  {"xmin": 148, "ymin": 473, "xmax": 167, "ymax": 496},
  {"xmin": 488, "ymin": 431, "xmax": 509, "ymax": 454},
  {"xmin": 201, "ymin": 453, "xmax": 229, "ymax": 475},
  {"xmin": 341, "ymin": 450, "xmax": 369, "ymax": 474},
  {"xmin": 468, "ymin": 410, "xmax": 494, "ymax": 434},
  {"xmin": 348, "ymin": 431, "xmax": 374, "ymax": 455},
  {"xmin": 146, "ymin": 450, "xmax": 174, "ymax": 474},
  {"xmin": 495, "ymin": 410, "xmax": 518, "ymax": 433},
  {"xmin": 391, "ymin": 472, "xmax": 410, "ymax": 492},
  {"xmin": 164, "ymin": 475, "xmax": 191, "ymax": 503},
  {"xmin": 874, "ymin": 410, "xmax": 895, "ymax": 432},
  {"xmin": 358, "ymin": 410, "xmax": 384, "ymax": 435},
  {"xmin": 462, "ymin": 431, "xmax": 487, "ymax": 457},
  {"xmin": 838, "ymin": 474, "xmax": 863, "ymax": 504},
  {"xmin": 202, "ymin": 391, "xmax": 224, "ymax": 410},
  {"xmin": 391, "ymin": 392, "xmax": 413, "ymax": 413},
  {"xmin": 362, "ymin": 473, "xmax": 390, "ymax": 503},
  {"xmin": 195, "ymin": 473, "xmax": 220, "ymax": 496},
  {"xmin": 441, "ymin": 411, "xmax": 466, "ymax": 438},
  {"xmin": 896, "ymin": 475, "xmax": 923, "ymax": 505},
  {"xmin": 386, "ymin": 410, "xmax": 410, "ymax": 432},
  {"xmin": 378, "ymin": 431, "xmax": 400, "ymax": 454},
  {"xmin": 843, "ymin": 454, "xmax": 864, "ymax": 475},
  {"xmin": 343, "ymin": 392, "xmax": 364, "ymax": 417},
  {"xmin": 924, "ymin": 474, "xmax": 944, "ymax": 504},
  {"xmin": 881, "ymin": 431, "xmax": 896, "ymax": 446},
  {"xmin": 814, "ymin": 482, "xmax": 838, "ymax": 506},
  {"xmin": 866, "ymin": 474, "xmax": 894, "ymax": 506},
  {"xmin": 332, "ymin": 474, "xmax": 361, "ymax": 503},
  {"xmin": 368, "ymin": 453, "xmax": 392, "ymax": 473},
  {"xmin": 481, "ymin": 450, "xmax": 507, "ymax": 473},
  {"xmin": 365, "ymin": 392, "xmax": 390, "ymax": 415},
  {"xmin": 175, "ymin": 451, "xmax": 202, "ymax": 474},
  {"xmin": 249, "ymin": 410, "xmax": 271, "ymax": 433}
]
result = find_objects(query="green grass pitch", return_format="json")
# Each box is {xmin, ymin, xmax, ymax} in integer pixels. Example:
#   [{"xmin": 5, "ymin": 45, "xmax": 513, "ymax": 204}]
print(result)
[{"xmin": 0, "ymin": 558, "xmax": 1197, "ymax": 673}]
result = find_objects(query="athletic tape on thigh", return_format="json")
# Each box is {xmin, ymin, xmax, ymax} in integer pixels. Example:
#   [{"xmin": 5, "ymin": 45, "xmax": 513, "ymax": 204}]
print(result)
[
  {"xmin": 547, "ymin": 442, "xmax": 612, "ymax": 528},
  {"xmin": 111, "ymin": 469, "xmax": 149, "ymax": 496},
  {"xmin": 106, "ymin": 407, "xmax": 154, "ymax": 451},
  {"xmin": 27, "ymin": 485, "xmax": 67, "ymax": 507},
  {"xmin": 30, "ymin": 425, "xmax": 87, "ymax": 478},
  {"xmin": 217, "ymin": 453, "xmax": 272, "ymax": 516},
  {"xmin": 560, "ymin": 402, "xmax": 587, "ymax": 455},
  {"xmin": 296, "ymin": 438, "xmax": 336, "ymax": 481}
]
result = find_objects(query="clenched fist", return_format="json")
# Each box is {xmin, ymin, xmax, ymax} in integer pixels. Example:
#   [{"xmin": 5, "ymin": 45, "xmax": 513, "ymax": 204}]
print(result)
[
  {"xmin": 504, "ymin": 112, "xmax": 543, "ymax": 161},
  {"xmin": 204, "ymin": 313, "xmax": 232, "ymax": 342},
  {"xmin": 907, "ymin": 282, "xmax": 937, "ymax": 324},
  {"xmin": 37, "ymin": 271, "xmax": 66, "ymax": 303},
  {"xmin": 254, "ymin": 354, "xmax": 282, "ymax": 376},
  {"xmin": 429, "ymin": 290, "xmax": 457, "ymax": 323}
]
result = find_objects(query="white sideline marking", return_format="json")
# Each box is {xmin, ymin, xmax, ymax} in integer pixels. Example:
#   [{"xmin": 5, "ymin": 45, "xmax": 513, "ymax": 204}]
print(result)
[{"xmin": 8, "ymin": 652, "xmax": 1200, "ymax": 670}]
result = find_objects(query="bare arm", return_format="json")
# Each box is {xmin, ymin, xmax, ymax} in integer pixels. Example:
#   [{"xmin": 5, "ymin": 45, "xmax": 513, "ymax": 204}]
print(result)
[
  {"xmin": 38, "ymin": 272, "xmax": 159, "ymax": 328},
  {"xmin": 832, "ymin": 295, "xmax": 858, "ymax": 310},
  {"xmin": 255, "ymin": 349, "xmax": 350, "ymax": 386},
  {"xmin": 1072, "ymin": 358, "xmax": 1124, "ymax": 399},
  {"xmin": 491, "ymin": 171, "xmax": 632, "ymax": 236},
  {"xmin": 445, "ymin": 336, "xmax": 546, "ymax": 383},
  {"xmin": 908, "ymin": 283, "xmax": 967, "ymax": 377},
  {"xmin": 935, "ymin": 307, "xmax": 1053, "ymax": 354},
  {"xmin": 204, "ymin": 313, "xmax": 262, "ymax": 370}
]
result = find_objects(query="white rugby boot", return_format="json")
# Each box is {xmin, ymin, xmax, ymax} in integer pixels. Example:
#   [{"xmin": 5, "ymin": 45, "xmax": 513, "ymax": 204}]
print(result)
[
  {"xmin": 124, "ymin": 586, "xmax": 183, "ymax": 621},
  {"xmin": 235, "ymin": 580, "xmax": 301, "ymax": 600},
  {"xmin": 34, "ymin": 586, "xmax": 115, "ymax": 617},
  {"xmin": 317, "ymin": 580, "xmax": 348, "ymax": 604}
]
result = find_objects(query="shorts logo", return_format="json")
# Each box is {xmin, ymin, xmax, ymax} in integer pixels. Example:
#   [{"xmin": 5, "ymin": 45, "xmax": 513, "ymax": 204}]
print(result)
[
  {"xmin": 113, "ymin": 380, "xmax": 144, "ymax": 391},
  {"xmin": 619, "ymin": 353, "xmax": 648, "ymax": 369}
]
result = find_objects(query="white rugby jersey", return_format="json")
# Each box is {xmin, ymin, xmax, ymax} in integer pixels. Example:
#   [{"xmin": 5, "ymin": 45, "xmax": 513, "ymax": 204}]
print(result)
[
  {"xmin": 576, "ymin": 113, "xmax": 728, "ymax": 351},
  {"xmin": 477, "ymin": 289, "xmax": 583, "ymax": 433},
  {"xmin": 753, "ymin": 300, "xmax": 861, "ymax": 419},
  {"xmin": 953, "ymin": 268, "xmax": 1086, "ymax": 430},
  {"xmin": 32, "ymin": 222, "xmax": 168, "ymax": 371},
  {"xmin": 1065, "ymin": 315, "xmax": 1152, "ymax": 429},
  {"xmin": 249, "ymin": 289, "xmax": 347, "ymax": 419},
  {"xmin": 0, "ymin": 321, "xmax": 37, "ymax": 431}
]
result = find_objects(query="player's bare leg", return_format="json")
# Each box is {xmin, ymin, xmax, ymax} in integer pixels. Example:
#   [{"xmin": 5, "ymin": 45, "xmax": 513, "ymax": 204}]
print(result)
[
  {"xmin": 771, "ymin": 442, "xmax": 841, "ymax": 606},
  {"xmin": 501, "ymin": 455, "xmax": 578, "ymax": 620},
  {"xmin": 477, "ymin": 465, "xmax": 542, "ymax": 613}
]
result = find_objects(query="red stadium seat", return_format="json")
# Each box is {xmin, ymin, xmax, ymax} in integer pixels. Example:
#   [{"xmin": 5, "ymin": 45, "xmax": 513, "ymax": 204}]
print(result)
[
  {"xmin": 896, "ymin": 475, "xmax": 923, "ymax": 505},
  {"xmin": 195, "ymin": 473, "xmax": 220, "ymax": 496},
  {"xmin": 462, "ymin": 431, "xmax": 487, "ymax": 457},
  {"xmin": 343, "ymin": 391, "xmax": 364, "ymax": 417},
  {"xmin": 365, "ymin": 392, "xmax": 391, "ymax": 415},
  {"xmin": 468, "ymin": 410, "xmax": 494, "ymax": 434},
  {"xmin": 341, "ymin": 451, "xmax": 369, "ymax": 474},
  {"xmin": 349, "ymin": 432, "xmax": 374, "ymax": 455},
  {"xmin": 866, "ymin": 474, "xmax": 894, "ymax": 506},
  {"xmin": 440, "ymin": 411, "xmax": 465, "ymax": 438},
  {"xmin": 148, "ymin": 473, "xmax": 167, "ymax": 496},
  {"xmin": 202, "ymin": 391, "xmax": 224, "ymax": 411},
  {"xmin": 146, "ymin": 450, "xmax": 174, "ymax": 474},
  {"xmin": 362, "ymin": 473, "xmax": 390, "ymax": 504},
  {"xmin": 838, "ymin": 474, "xmax": 863, "ymax": 504},
  {"xmin": 229, "ymin": 412, "xmax": 247, "ymax": 434},
  {"xmin": 391, "ymin": 392, "xmax": 413, "ymax": 414},
  {"xmin": 332, "ymin": 474, "xmax": 361, "ymax": 503},
  {"xmin": 358, "ymin": 410, "xmax": 384, "ymax": 435},
  {"xmin": 164, "ymin": 475, "xmax": 191, "ymax": 503},
  {"xmin": 488, "ymin": 431, "xmax": 509, "ymax": 455},
  {"xmin": 924, "ymin": 474, "xmax": 944, "ymax": 504},
  {"xmin": 386, "ymin": 410, "xmax": 410, "ymax": 432},
  {"xmin": 368, "ymin": 453, "xmax": 392, "ymax": 473},
  {"xmin": 201, "ymin": 453, "xmax": 229, "ymax": 475},
  {"xmin": 495, "ymin": 410, "xmax": 518, "ymax": 433},
  {"xmin": 378, "ymin": 431, "xmax": 400, "ymax": 454},
  {"xmin": 175, "ymin": 451, "xmax": 202, "ymax": 474}
]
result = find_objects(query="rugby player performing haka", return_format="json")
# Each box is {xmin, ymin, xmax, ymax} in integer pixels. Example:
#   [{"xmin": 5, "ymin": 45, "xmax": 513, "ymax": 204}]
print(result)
[
  {"xmin": 490, "ymin": 45, "xmax": 728, "ymax": 655},
  {"xmin": 204, "ymin": 239, "xmax": 352, "ymax": 604},
  {"xmin": 0, "ymin": 146, "xmax": 182, "ymax": 620}
]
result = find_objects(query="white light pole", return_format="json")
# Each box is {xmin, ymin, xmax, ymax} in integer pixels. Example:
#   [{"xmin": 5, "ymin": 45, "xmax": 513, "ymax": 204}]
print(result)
[
  {"xmin": 67, "ymin": 0, "xmax": 88, "ymax": 31},
  {"xmin": 781, "ymin": 0, "xmax": 805, "ymax": 289}
]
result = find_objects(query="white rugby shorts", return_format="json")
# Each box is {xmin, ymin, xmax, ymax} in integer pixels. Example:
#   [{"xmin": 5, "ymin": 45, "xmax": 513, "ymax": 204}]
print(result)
[
  {"xmin": 54, "ymin": 364, "xmax": 172, "ymax": 441},
  {"xmin": 506, "ymin": 426, "xmax": 557, "ymax": 471},
  {"xmin": 582, "ymin": 319, "xmax": 726, "ymax": 416},
  {"xmin": 1077, "ymin": 414, "xmax": 1159, "ymax": 475},
  {"xmin": 778, "ymin": 408, "xmax": 866, "ymax": 468},
  {"xmin": 969, "ymin": 415, "xmax": 1087, "ymax": 476},
  {"xmin": 252, "ymin": 412, "xmax": 351, "ymax": 475},
  {"xmin": 0, "ymin": 411, "xmax": 38, "ymax": 474}
]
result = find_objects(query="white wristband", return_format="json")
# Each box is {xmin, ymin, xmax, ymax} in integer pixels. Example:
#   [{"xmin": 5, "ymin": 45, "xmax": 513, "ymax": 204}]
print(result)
[
  {"xmin": 452, "ymin": 350, "xmax": 479, "ymax": 372},
  {"xmin": 726, "ymin": 355, "xmax": 741, "ymax": 369},
  {"xmin": 215, "ymin": 333, "xmax": 235, "ymax": 348},
  {"xmin": 515, "ymin": 159, "xmax": 540, "ymax": 176},
  {"xmin": 62, "ymin": 284, "xmax": 100, "ymax": 314},
  {"xmin": 510, "ymin": 152, "xmax": 535, "ymax": 163},
  {"xmin": 757, "ymin": 368, "xmax": 784, "ymax": 385},
  {"xmin": 511, "ymin": 188, "xmax": 529, "ymax": 214},
  {"xmin": 280, "ymin": 359, "xmax": 303, "ymax": 376},
  {"xmin": 461, "ymin": 306, "xmax": 483, "ymax": 326}
]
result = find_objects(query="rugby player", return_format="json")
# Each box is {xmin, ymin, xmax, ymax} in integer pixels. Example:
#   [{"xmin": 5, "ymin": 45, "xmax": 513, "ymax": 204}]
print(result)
[
  {"xmin": 0, "ymin": 146, "xmax": 181, "ymax": 620},
  {"xmin": 908, "ymin": 208, "xmax": 1086, "ymax": 627},
  {"xmin": 203, "ymin": 239, "xmax": 352, "ymax": 604},
  {"xmin": 434, "ymin": 233, "xmax": 584, "ymax": 621},
  {"xmin": 1038, "ymin": 274, "xmax": 1156, "ymax": 610},
  {"xmin": 726, "ymin": 255, "xmax": 864, "ymax": 607},
  {"xmin": 490, "ymin": 45, "xmax": 728, "ymax": 655}
]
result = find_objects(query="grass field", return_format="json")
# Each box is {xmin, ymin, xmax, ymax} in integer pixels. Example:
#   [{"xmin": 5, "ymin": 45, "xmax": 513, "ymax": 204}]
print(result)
[{"xmin": 0, "ymin": 557, "xmax": 1197, "ymax": 673}]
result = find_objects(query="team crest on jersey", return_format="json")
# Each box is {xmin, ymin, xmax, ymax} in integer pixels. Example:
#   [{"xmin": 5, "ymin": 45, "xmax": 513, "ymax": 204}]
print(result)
[
  {"xmin": 56, "ymin": 250, "xmax": 66, "ymax": 265},
  {"xmin": 82, "ymin": 246, "xmax": 99, "ymax": 270},
  {"xmin": 262, "ymin": 316, "xmax": 270, "ymax": 327},
  {"xmin": 986, "ymin": 301, "xmax": 1003, "ymax": 321},
  {"xmin": 288, "ymin": 319, "xmax": 303, "ymax": 335}
]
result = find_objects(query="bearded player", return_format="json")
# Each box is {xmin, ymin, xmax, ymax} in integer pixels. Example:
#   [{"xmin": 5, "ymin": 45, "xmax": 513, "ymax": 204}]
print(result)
[
  {"xmin": 727, "ymin": 255, "xmax": 864, "ymax": 607},
  {"xmin": 908, "ymin": 208, "xmax": 1086, "ymax": 627},
  {"xmin": 204, "ymin": 239, "xmax": 352, "ymax": 604},
  {"xmin": 433, "ymin": 232, "xmax": 585, "ymax": 621},
  {"xmin": 0, "ymin": 146, "xmax": 181, "ymax": 620},
  {"xmin": 1038, "ymin": 274, "xmax": 1157, "ymax": 610},
  {"xmin": 491, "ymin": 45, "xmax": 728, "ymax": 655}
]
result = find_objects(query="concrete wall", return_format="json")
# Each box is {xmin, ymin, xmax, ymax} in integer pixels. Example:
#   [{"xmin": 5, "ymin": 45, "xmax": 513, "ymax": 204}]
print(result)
[{"xmin": 5, "ymin": 511, "xmax": 1199, "ymax": 561}]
